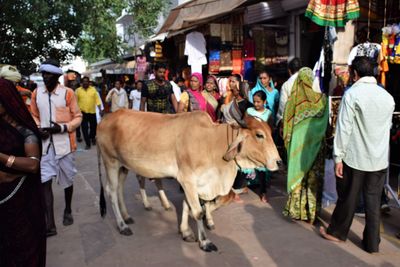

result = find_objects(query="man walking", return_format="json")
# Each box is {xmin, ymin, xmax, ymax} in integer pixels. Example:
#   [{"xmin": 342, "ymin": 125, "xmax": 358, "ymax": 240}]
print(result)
[
  {"xmin": 320, "ymin": 57, "xmax": 395, "ymax": 253},
  {"xmin": 140, "ymin": 63, "xmax": 177, "ymax": 113},
  {"xmin": 75, "ymin": 76, "xmax": 102, "ymax": 149},
  {"xmin": 276, "ymin": 57, "xmax": 302, "ymax": 125},
  {"xmin": 105, "ymin": 80, "xmax": 128, "ymax": 112},
  {"xmin": 31, "ymin": 59, "xmax": 82, "ymax": 236}
]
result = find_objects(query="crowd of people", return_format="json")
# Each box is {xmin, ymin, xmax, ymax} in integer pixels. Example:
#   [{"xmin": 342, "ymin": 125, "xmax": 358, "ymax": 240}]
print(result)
[{"xmin": 0, "ymin": 55, "xmax": 396, "ymax": 266}]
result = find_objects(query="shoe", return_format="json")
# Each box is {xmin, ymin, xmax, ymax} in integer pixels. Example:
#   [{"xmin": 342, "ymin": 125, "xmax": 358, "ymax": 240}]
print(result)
[
  {"xmin": 46, "ymin": 228, "xmax": 57, "ymax": 237},
  {"xmin": 77, "ymin": 137, "xmax": 82, "ymax": 143},
  {"xmin": 63, "ymin": 211, "xmax": 74, "ymax": 226},
  {"xmin": 85, "ymin": 145, "xmax": 91, "ymax": 150},
  {"xmin": 354, "ymin": 212, "xmax": 365, "ymax": 218},
  {"xmin": 381, "ymin": 203, "xmax": 391, "ymax": 214},
  {"xmin": 91, "ymin": 139, "xmax": 96, "ymax": 145}
]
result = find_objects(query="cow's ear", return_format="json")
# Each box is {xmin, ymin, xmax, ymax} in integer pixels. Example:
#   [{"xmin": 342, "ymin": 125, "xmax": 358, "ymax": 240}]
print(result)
[{"xmin": 223, "ymin": 132, "xmax": 247, "ymax": 161}]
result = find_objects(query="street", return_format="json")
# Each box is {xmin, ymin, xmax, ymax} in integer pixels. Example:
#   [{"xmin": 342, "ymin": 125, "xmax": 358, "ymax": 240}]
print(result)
[{"xmin": 46, "ymin": 143, "xmax": 400, "ymax": 267}]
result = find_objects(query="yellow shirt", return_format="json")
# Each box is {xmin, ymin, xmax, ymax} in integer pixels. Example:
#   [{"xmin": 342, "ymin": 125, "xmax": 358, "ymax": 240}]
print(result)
[
  {"xmin": 180, "ymin": 91, "xmax": 190, "ymax": 112},
  {"xmin": 75, "ymin": 86, "xmax": 101, "ymax": 114}
]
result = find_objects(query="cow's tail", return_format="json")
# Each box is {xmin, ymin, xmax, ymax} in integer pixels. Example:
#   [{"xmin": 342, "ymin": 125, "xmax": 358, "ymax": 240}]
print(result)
[{"xmin": 97, "ymin": 143, "xmax": 107, "ymax": 217}]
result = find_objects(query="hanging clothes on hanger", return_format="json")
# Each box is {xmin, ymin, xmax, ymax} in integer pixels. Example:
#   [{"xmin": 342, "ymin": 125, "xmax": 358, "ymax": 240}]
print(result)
[
  {"xmin": 185, "ymin": 31, "xmax": 207, "ymax": 74},
  {"xmin": 347, "ymin": 42, "xmax": 381, "ymax": 66},
  {"xmin": 305, "ymin": 0, "xmax": 360, "ymax": 27}
]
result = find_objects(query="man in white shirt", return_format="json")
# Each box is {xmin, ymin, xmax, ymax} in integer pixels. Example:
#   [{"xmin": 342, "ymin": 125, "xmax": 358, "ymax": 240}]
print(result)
[
  {"xmin": 129, "ymin": 81, "xmax": 143, "ymax": 111},
  {"xmin": 105, "ymin": 81, "xmax": 129, "ymax": 112},
  {"xmin": 276, "ymin": 58, "xmax": 302, "ymax": 126},
  {"xmin": 320, "ymin": 57, "xmax": 395, "ymax": 253}
]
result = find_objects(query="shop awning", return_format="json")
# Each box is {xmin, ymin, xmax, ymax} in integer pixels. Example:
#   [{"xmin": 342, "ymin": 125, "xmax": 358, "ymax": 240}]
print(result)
[
  {"xmin": 244, "ymin": 1, "xmax": 287, "ymax": 25},
  {"xmin": 157, "ymin": 0, "xmax": 248, "ymax": 34},
  {"xmin": 281, "ymin": 0, "xmax": 308, "ymax": 11},
  {"xmin": 86, "ymin": 60, "xmax": 136, "ymax": 75}
]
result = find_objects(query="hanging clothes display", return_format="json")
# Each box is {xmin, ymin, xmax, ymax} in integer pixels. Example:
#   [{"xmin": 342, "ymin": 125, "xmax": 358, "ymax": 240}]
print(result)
[
  {"xmin": 185, "ymin": 31, "xmax": 207, "ymax": 74},
  {"xmin": 347, "ymin": 42, "xmax": 381, "ymax": 66},
  {"xmin": 219, "ymin": 50, "xmax": 233, "ymax": 72},
  {"xmin": 135, "ymin": 56, "xmax": 147, "ymax": 80},
  {"xmin": 305, "ymin": 0, "xmax": 360, "ymax": 27},
  {"xmin": 382, "ymin": 24, "xmax": 400, "ymax": 64},
  {"xmin": 218, "ymin": 77, "xmax": 230, "ymax": 97},
  {"xmin": 380, "ymin": 23, "xmax": 400, "ymax": 87},
  {"xmin": 209, "ymin": 50, "xmax": 220, "ymax": 75},
  {"xmin": 221, "ymin": 24, "xmax": 233, "ymax": 43},
  {"xmin": 244, "ymin": 38, "xmax": 256, "ymax": 60},
  {"xmin": 232, "ymin": 49, "xmax": 242, "ymax": 75},
  {"xmin": 154, "ymin": 41, "xmax": 163, "ymax": 62}
]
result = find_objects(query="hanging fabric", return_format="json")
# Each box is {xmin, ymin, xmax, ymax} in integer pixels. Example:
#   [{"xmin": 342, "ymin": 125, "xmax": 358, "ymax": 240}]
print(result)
[
  {"xmin": 305, "ymin": 0, "xmax": 360, "ymax": 27},
  {"xmin": 380, "ymin": 0, "xmax": 390, "ymax": 87},
  {"xmin": 209, "ymin": 50, "xmax": 220, "ymax": 74}
]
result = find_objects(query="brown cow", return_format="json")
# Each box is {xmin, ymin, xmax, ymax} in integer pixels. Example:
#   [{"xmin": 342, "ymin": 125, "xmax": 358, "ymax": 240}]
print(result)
[{"xmin": 97, "ymin": 110, "xmax": 280, "ymax": 252}]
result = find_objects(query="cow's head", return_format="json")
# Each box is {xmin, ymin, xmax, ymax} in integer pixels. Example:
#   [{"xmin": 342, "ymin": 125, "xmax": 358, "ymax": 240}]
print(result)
[{"xmin": 223, "ymin": 115, "xmax": 281, "ymax": 171}]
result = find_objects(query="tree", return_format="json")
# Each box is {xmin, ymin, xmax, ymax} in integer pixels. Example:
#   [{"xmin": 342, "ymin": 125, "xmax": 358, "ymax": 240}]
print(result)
[
  {"xmin": 79, "ymin": 0, "xmax": 170, "ymax": 63},
  {"xmin": 76, "ymin": 0, "xmax": 126, "ymax": 64},
  {"xmin": 0, "ymin": 0, "xmax": 92, "ymax": 74},
  {"xmin": 126, "ymin": 0, "xmax": 170, "ymax": 38},
  {"xmin": 0, "ymin": 0, "xmax": 171, "ymax": 73}
]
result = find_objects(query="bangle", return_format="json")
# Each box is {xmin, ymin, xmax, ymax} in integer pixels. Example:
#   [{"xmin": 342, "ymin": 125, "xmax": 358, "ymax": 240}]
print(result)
[
  {"xmin": 29, "ymin": 156, "xmax": 40, "ymax": 161},
  {"xmin": 6, "ymin": 155, "xmax": 16, "ymax": 168}
]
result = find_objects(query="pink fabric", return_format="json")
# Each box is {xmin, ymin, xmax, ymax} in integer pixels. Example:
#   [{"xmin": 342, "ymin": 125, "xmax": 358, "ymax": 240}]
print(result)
[
  {"xmin": 187, "ymin": 73, "xmax": 207, "ymax": 111},
  {"xmin": 187, "ymin": 89, "xmax": 207, "ymax": 111},
  {"xmin": 191, "ymin": 72, "xmax": 203, "ymax": 90}
]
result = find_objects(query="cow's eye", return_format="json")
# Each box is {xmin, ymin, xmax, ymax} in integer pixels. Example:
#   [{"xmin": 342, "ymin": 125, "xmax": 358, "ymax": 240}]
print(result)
[{"xmin": 256, "ymin": 133, "xmax": 264, "ymax": 139}]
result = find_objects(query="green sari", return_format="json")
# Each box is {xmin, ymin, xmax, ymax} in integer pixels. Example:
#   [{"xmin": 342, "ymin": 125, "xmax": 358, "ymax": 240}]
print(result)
[{"xmin": 282, "ymin": 67, "xmax": 328, "ymax": 223}]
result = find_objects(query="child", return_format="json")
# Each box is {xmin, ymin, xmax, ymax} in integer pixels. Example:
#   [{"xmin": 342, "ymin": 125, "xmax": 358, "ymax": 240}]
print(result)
[{"xmin": 246, "ymin": 90, "xmax": 272, "ymax": 203}]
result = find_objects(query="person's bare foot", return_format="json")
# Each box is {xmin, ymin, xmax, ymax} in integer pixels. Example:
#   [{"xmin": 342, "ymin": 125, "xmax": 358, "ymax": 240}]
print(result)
[
  {"xmin": 319, "ymin": 226, "xmax": 341, "ymax": 242},
  {"xmin": 260, "ymin": 194, "xmax": 268, "ymax": 203},
  {"xmin": 233, "ymin": 194, "xmax": 244, "ymax": 203}
]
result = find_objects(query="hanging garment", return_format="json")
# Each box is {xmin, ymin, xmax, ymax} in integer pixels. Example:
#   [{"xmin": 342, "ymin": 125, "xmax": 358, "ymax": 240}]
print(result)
[
  {"xmin": 232, "ymin": 49, "xmax": 242, "ymax": 74},
  {"xmin": 219, "ymin": 51, "xmax": 233, "ymax": 72},
  {"xmin": 221, "ymin": 24, "xmax": 233, "ymax": 43},
  {"xmin": 305, "ymin": 0, "xmax": 360, "ymax": 27},
  {"xmin": 209, "ymin": 50, "xmax": 221, "ymax": 74},
  {"xmin": 185, "ymin": 32, "xmax": 207, "ymax": 73},
  {"xmin": 347, "ymin": 42, "xmax": 381, "ymax": 66},
  {"xmin": 218, "ymin": 77, "xmax": 229, "ymax": 97},
  {"xmin": 210, "ymin": 23, "xmax": 221, "ymax": 37},
  {"xmin": 244, "ymin": 38, "xmax": 256, "ymax": 60},
  {"xmin": 154, "ymin": 41, "xmax": 163, "ymax": 62},
  {"xmin": 135, "ymin": 56, "xmax": 147, "ymax": 80},
  {"xmin": 244, "ymin": 60, "xmax": 255, "ymax": 82},
  {"xmin": 380, "ymin": 33, "xmax": 390, "ymax": 87}
]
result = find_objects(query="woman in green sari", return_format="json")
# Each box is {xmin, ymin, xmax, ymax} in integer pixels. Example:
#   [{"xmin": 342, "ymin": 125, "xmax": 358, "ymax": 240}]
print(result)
[{"xmin": 282, "ymin": 67, "xmax": 328, "ymax": 224}]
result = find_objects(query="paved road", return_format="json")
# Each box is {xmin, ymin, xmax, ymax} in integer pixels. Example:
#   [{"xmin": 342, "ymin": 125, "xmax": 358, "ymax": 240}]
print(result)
[{"xmin": 47, "ymin": 144, "xmax": 400, "ymax": 267}]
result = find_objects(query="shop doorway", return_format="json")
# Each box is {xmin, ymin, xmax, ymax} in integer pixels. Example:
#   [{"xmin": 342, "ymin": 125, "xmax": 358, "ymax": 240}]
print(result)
[{"xmin": 299, "ymin": 15, "xmax": 324, "ymax": 69}]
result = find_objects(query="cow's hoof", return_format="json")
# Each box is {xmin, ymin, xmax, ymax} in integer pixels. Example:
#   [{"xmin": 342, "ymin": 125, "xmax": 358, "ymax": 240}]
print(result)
[
  {"xmin": 119, "ymin": 228, "xmax": 133, "ymax": 236},
  {"xmin": 164, "ymin": 206, "xmax": 172, "ymax": 211},
  {"xmin": 182, "ymin": 233, "xmax": 196, "ymax": 243},
  {"xmin": 200, "ymin": 241, "xmax": 218, "ymax": 252},
  {"xmin": 206, "ymin": 224, "xmax": 215, "ymax": 231},
  {"xmin": 124, "ymin": 217, "xmax": 135, "ymax": 224},
  {"xmin": 144, "ymin": 206, "xmax": 153, "ymax": 211}
]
